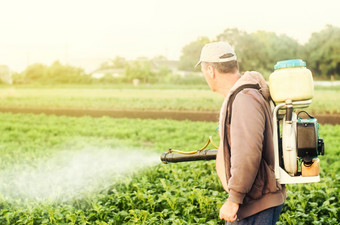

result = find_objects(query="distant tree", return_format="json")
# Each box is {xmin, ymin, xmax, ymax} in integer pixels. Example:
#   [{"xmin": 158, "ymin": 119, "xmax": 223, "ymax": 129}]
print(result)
[
  {"xmin": 47, "ymin": 61, "xmax": 87, "ymax": 83},
  {"xmin": 99, "ymin": 56, "xmax": 128, "ymax": 70},
  {"xmin": 215, "ymin": 28, "xmax": 255, "ymax": 72},
  {"xmin": 125, "ymin": 60, "xmax": 156, "ymax": 83},
  {"xmin": 16, "ymin": 61, "xmax": 90, "ymax": 84},
  {"xmin": 155, "ymin": 65, "xmax": 172, "ymax": 83},
  {"xmin": 271, "ymin": 33, "xmax": 304, "ymax": 62},
  {"xmin": 216, "ymin": 28, "xmax": 302, "ymax": 78},
  {"xmin": 24, "ymin": 63, "xmax": 48, "ymax": 82},
  {"xmin": 99, "ymin": 61, "xmax": 111, "ymax": 70},
  {"xmin": 153, "ymin": 55, "xmax": 167, "ymax": 61},
  {"xmin": 112, "ymin": 56, "xmax": 128, "ymax": 68},
  {"xmin": 179, "ymin": 36, "xmax": 210, "ymax": 71},
  {"xmin": 249, "ymin": 31, "xmax": 302, "ymax": 76},
  {"xmin": 216, "ymin": 27, "xmax": 247, "ymax": 48},
  {"xmin": 0, "ymin": 65, "xmax": 12, "ymax": 84},
  {"xmin": 11, "ymin": 72, "xmax": 26, "ymax": 84},
  {"xmin": 305, "ymin": 25, "xmax": 340, "ymax": 78}
]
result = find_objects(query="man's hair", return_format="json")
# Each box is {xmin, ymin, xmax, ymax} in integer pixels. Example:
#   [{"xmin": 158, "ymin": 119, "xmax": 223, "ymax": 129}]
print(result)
[{"xmin": 203, "ymin": 60, "xmax": 239, "ymax": 74}]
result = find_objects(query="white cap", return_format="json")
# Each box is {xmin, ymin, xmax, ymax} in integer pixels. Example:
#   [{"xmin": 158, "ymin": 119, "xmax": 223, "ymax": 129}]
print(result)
[{"xmin": 195, "ymin": 42, "xmax": 237, "ymax": 67}]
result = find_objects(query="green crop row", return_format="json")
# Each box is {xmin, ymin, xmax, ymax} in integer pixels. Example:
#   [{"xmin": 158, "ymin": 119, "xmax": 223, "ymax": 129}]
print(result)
[
  {"xmin": 0, "ymin": 86, "xmax": 339, "ymax": 114},
  {"xmin": 0, "ymin": 113, "xmax": 338, "ymax": 224}
]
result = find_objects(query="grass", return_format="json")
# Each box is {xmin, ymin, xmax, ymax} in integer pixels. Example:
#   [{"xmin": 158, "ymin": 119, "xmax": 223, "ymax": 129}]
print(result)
[{"xmin": 0, "ymin": 85, "xmax": 339, "ymax": 114}]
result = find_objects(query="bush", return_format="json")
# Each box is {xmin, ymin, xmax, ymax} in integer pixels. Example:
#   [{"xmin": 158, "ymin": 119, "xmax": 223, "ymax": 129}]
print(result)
[{"xmin": 14, "ymin": 61, "xmax": 92, "ymax": 84}]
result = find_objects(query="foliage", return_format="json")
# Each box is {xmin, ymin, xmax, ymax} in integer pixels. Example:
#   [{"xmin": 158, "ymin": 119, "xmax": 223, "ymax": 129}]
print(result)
[
  {"xmin": 0, "ymin": 65, "xmax": 12, "ymax": 84},
  {"xmin": 305, "ymin": 25, "xmax": 340, "ymax": 79},
  {"xmin": 215, "ymin": 29, "xmax": 303, "ymax": 78},
  {"xmin": 181, "ymin": 25, "xmax": 340, "ymax": 78},
  {"xmin": 11, "ymin": 72, "xmax": 26, "ymax": 84},
  {"xmin": 125, "ymin": 60, "xmax": 157, "ymax": 83},
  {"xmin": 99, "ymin": 56, "xmax": 128, "ymax": 70},
  {"xmin": 166, "ymin": 73, "xmax": 206, "ymax": 85},
  {"xmin": 12, "ymin": 59, "xmax": 178, "ymax": 85},
  {"xmin": 178, "ymin": 37, "xmax": 210, "ymax": 71},
  {"xmin": 8, "ymin": 25, "xmax": 340, "ymax": 85},
  {"xmin": 0, "ymin": 113, "xmax": 338, "ymax": 224},
  {"xmin": 16, "ymin": 61, "xmax": 91, "ymax": 84}
]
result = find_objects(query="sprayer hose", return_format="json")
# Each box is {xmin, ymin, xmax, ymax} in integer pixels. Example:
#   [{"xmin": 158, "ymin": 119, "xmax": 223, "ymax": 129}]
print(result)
[{"xmin": 169, "ymin": 136, "xmax": 219, "ymax": 155}]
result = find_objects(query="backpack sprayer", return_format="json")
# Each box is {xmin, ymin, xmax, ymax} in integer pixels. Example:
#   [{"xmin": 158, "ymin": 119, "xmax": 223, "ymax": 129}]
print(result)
[{"xmin": 160, "ymin": 59, "xmax": 325, "ymax": 184}]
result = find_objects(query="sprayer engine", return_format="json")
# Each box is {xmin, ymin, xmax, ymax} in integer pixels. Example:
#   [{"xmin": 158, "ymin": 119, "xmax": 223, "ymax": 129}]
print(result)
[
  {"xmin": 297, "ymin": 114, "xmax": 325, "ymax": 164},
  {"xmin": 273, "ymin": 99, "xmax": 325, "ymax": 183}
]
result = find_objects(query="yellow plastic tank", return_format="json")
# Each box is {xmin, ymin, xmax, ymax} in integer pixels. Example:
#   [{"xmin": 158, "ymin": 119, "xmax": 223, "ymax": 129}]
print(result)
[{"xmin": 269, "ymin": 59, "xmax": 314, "ymax": 103}]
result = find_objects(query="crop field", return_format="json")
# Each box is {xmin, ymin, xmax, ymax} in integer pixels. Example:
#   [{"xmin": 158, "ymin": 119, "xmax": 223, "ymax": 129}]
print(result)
[
  {"xmin": 0, "ymin": 85, "xmax": 339, "ymax": 114},
  {"xmin": 0, "ymin": 112, "xmax": 338, "ymax": 224}
]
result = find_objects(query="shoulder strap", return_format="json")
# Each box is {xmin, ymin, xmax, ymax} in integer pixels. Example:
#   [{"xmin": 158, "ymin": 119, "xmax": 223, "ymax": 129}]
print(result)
[
  {"xmin": 224, "ymin": 84, "xmax": 261, "ymax": 153},
  {"xmin": 226, "ymin": 84, "xmax": 261, "ymax": 124}
]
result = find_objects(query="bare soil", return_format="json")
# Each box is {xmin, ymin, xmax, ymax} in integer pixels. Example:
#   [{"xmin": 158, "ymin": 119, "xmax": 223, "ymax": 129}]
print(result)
[{"xmin": 0, "ymin": 107, "xmax": 339, "ymax": 124}]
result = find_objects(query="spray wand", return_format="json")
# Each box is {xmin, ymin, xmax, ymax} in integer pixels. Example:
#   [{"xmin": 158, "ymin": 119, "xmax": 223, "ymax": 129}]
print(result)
[{"xmin": 160, "ymin": 136, "xmax": 219, "ymax": 164}]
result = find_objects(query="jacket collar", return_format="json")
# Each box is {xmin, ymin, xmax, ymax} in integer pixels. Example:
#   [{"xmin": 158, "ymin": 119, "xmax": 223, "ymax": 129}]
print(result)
[{"xmin": 229, "ymin": 71, "xmax": 270, "ymax": 101}]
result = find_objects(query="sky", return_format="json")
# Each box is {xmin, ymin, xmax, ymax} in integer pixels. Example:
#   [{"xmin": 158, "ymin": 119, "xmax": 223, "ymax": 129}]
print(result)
[{"xmin": 1, "ymin": 0, "xmax": 340, "ymax": 72}]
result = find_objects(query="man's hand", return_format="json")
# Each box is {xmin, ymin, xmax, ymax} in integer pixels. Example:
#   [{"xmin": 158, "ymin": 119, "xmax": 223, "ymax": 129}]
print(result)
[{"xmin": 219, "ymin": 199, "xmax": 239, "ymax": 222}]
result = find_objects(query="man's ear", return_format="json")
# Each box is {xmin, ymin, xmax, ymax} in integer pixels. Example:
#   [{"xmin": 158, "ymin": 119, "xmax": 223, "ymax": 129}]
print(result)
[{"xmin": 207, "ymin": 65, "xmax": 215, "ymax": 79}]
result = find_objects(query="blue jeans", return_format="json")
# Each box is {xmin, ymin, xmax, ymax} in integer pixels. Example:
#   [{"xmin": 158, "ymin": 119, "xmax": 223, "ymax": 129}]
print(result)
[{"xmin": 226, "ymin": 204, "xmax": 284, "ymax": 225}]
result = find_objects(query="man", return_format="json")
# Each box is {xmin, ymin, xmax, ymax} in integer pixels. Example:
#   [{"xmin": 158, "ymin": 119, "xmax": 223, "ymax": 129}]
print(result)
[{"xmin": 196, "ymin": 42, "xmax": 286, "ymax": 224}]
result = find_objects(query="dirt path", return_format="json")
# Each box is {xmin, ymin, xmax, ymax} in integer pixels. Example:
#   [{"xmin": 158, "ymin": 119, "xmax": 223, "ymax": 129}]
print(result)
[{"xmin": 0, "ymin": 107, "xmax": 339, "ymax": 124}]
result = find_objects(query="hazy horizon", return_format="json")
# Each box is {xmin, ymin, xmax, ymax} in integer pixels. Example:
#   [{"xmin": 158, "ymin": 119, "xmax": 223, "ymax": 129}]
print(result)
[{"xmin": 1, "ymin": 0, "xmax": 339, "ymax": 73}]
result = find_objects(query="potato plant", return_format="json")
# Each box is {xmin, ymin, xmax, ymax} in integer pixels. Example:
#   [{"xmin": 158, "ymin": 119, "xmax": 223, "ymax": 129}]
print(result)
[{"xmin": 0, "ymin": 113, "xmax": 338, "ymax": 224}]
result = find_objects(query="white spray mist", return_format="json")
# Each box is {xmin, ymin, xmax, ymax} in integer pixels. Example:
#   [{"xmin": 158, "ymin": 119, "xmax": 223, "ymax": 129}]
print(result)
[{"xmin": 0, "ymin": 146, "xmax": 160, "ymax": 202}]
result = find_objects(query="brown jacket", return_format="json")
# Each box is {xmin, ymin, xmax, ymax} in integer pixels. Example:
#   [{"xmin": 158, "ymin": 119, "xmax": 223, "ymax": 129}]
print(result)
[{"xmin": 216, "ymin": 71, "xmax": 286, "ymax": 220}]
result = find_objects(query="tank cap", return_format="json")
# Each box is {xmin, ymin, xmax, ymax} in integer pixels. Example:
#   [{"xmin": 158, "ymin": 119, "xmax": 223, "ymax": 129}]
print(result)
[{"xmin": 274, "ymin": 59, "xmax": 306, "ymax": 70}]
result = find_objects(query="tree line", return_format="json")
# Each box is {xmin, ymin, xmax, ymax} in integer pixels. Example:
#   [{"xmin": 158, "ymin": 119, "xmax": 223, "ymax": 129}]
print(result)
[
  {"xmin": 180, "ymin": 25, "xmax": 340, "ymax": 79},
  {"xmin": 4, "ymin": 24, "xmax": 339, "ymax": 85},
  {"xmin": 9, "ymin": 59, "xmax": 202, "ymax": 85}
]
